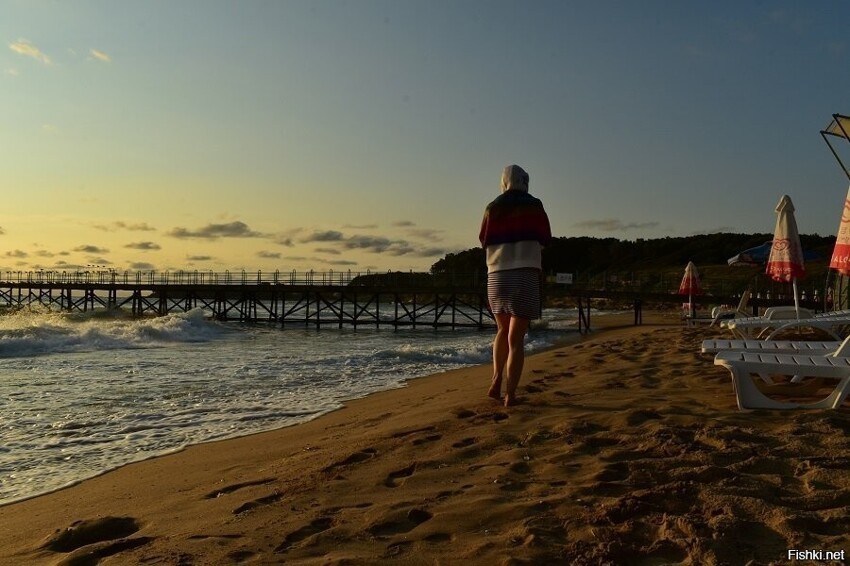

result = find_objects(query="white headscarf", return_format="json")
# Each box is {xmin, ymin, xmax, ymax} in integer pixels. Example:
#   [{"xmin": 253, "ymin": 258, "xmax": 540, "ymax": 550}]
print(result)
[{"xmin": 500, "ymin": 164, "xmax": 529, "ymax": 193}]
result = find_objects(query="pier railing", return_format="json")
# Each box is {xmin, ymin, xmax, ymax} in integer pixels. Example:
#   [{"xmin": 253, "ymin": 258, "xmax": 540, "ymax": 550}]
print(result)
[
  {"xmin": 0, "ymin": 268, "xmax": 830, "ymax": 331},
  {"xmin": 0, "ymin": 268, "xmax": 826, "ymax": 301},
  {"xmin": 0, "ymin": 269, "xmax": 486, "ymax": 288}
]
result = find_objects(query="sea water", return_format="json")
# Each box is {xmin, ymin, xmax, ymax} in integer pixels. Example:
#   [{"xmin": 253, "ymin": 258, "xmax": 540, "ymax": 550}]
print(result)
[{"xmin": 0, "ymin": 305, "xmax": 593, "ymax": 505}]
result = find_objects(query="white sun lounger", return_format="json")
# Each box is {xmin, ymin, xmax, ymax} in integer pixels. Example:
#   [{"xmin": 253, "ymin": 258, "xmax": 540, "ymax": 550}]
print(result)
[
  {"xmin": 701, "ymin": 339, "xmax": 841, "ymax": 355},
  {"xmin": 723, "ymin": 314, "xmax": 850, "ymax": 341},
  {"xmin": 718, "ymin": 306, "xmax": 815, "ymax": 330},
  {"xmin": 714, "ymin": 336, "xmax": 850, "ymax": 410},
  {"xmin": 687, "ymin": 289, "xmax": 753, "ymax": 327}
]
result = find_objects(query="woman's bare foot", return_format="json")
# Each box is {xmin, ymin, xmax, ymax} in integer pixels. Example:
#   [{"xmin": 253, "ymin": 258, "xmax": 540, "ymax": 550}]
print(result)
[
  {"xmin": 487, "ymin": 376, "xmax": 502, "ymax": 400},
  {"xmin": 503, "ymin": 393, "xmax": 517, "ymax": 407}
]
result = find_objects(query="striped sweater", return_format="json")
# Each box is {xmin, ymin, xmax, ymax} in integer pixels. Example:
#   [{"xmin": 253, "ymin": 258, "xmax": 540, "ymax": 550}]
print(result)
[{"xmin": 479, "ymin": 189, "xmax": 552, "ymax": 273}]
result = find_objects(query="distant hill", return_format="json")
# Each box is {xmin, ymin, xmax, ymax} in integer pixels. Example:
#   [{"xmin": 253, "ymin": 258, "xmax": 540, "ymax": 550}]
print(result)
[{"xmin": 430, "ymin": 233, "xmax": 837, "ymax": 278}]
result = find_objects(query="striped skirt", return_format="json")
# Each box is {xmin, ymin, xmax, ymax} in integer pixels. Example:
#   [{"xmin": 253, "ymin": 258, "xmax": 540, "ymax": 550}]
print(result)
[{"xmin": 487, "ymin": 268, "xmax": 542, "ymax": 320}]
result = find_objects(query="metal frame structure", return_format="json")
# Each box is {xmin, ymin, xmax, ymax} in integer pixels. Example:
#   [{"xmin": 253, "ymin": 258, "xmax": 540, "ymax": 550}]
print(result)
[{"xmin": 821, "ymin": 113, "xmax": 850, "ymax": 181}]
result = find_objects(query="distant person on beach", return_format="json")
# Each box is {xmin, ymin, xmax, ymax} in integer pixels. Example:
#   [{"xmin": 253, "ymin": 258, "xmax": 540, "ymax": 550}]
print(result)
[{"xmin": 479, "ymin": 164, "xmax": 552, "ymax": 407}]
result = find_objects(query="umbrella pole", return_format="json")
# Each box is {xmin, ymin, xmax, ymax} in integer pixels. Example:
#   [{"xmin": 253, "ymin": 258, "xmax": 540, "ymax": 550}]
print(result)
[{"xmin": 793, "ymin": 278, "xmax": 800, "ymax": 320}]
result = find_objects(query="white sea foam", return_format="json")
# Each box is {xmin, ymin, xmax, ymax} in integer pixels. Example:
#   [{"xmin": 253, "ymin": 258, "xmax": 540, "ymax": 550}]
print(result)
[
  {"xmin": 0, "ymin": 308, "xmax": 228, "ymax": 358},
  {"xmin": 0, "ymin": 307, "xmax": 582, "ymax": 505}
]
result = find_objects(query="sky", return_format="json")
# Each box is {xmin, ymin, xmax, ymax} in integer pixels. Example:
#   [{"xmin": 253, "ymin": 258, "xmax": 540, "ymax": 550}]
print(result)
[{"xmin": 2, "ymin": 0, "xmax": 850, "ymax": 274}]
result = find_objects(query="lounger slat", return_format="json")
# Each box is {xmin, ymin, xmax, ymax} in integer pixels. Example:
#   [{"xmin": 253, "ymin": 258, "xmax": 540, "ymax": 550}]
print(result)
[{"xmin": 700, "ymin": 339, "xmax": 839, "ymax": 355}]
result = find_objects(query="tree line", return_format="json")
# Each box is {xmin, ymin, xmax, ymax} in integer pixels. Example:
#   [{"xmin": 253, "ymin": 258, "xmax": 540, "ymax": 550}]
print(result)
[{"xmin": 430, "ymin": 233, "xmax": 837, "ymax": 277}]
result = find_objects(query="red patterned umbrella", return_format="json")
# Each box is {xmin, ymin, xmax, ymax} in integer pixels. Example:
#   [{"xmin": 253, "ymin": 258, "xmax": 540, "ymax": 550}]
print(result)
[
  {"xmin": 766, "ymin": 195, "xmax": 805, "ymax": 317},
  {"xmin": 678, "ymin": 261, "xmax": 702, "ymax": 296},
  {"xmin": 829, "ymin": 186, "xmax": 850, "ymax": 276},
  {"xmin": 678, "ymin": 261, "xmax": 702, "ymax": 317}
]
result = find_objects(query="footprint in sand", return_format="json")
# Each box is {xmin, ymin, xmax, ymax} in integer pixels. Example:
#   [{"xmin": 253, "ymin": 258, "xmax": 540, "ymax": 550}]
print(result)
[
  {"xmin": 43, "ymin": 517, "xmax": 142, "ymax": 553},
  {"xmin": 391, "ymin": 425, "xmax": 437, "ymax": 439},
  {"xmin": 232, "ymin": 492, "xmax": 283, "ymax": 515},
  {"xmin": 275, "ymin": 517, "xmax": 334, "ymax": 552},
  {"xmin": 412, "ymin": 434, "xmax": 442, "ymax": 446},
  {"xmin": 452, "ymin": 437, "xmax": 477, "ymax": 449},
  {"xmin": 383, "ymin": 540, "xmax": 413, "ymax": 557},
  {"xmin": 42, "ymin": 516, "xmax": 153, "ymax": 564},
  {"xmin": 204, "ymin": 477, "xmax": 276, "ymax": 499},
  {"xmin": 368, "ymin": 508, "xmax": 433, "ymax": 537},
  {"xmin": 384, "ymin": 463, "xmax": 417, "ymax": 487},
  {"xmin": 323, "ymin": 448, "xmax": 378, "ymax": 472},
  {"xmin": 423, "ymin": 532, "xmax": 453, "ymax": 543},
  {"xmin": 471, "ymin": 411, "xmax": 508, "ymax": 424},
  {"xmin": 508, "ymin": 461, "xmax": 532, "ymax": 474}
]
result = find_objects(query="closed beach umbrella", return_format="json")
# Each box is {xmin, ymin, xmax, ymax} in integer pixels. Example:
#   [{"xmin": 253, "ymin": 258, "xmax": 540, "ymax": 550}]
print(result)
[
  {"xmin": 678, "ymin": 261, "xmax": 702, "ymax": 317},
  {"xmin": 829, "ymin": 186, "xmax": 850, "ymax": 276},
  {"xmin": 727, "ymin": 241, "xmax": 774, "ymax": 267},
  {"xmin": 766, "ymin": 195, "xmax": 806, "ymax": 317}
]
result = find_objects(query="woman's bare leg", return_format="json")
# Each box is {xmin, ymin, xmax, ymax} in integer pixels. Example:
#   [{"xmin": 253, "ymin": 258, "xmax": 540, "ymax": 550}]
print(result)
[
  {"xmin": 503, "ymin": 316, "xmax": 531, "ymax": 407},
  {"xmin": 488, "ymin": 312, "xmax": 511, "ymax": 400}
]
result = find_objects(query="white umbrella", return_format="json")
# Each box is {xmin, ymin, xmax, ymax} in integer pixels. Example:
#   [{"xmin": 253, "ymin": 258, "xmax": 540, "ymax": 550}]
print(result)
[{"xmin": 765, "ymin": 195, "xmax": 806, "ymax": 318}]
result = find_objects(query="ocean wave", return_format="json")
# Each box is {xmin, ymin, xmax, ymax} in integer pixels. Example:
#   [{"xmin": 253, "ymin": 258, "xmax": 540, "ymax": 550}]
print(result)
[{"xmin": 0, "ymin": 308, "xmax": 228, "ymax": 358}]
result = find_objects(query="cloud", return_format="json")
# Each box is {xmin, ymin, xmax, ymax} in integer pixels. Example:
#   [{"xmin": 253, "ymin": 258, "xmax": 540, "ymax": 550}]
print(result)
[
  {"xmin": 130, "ymin": 262, "xmax": 155, "ymax": 270},
  {"xmin": 35, "ymin": 250, "xmax": 55, "ymax": 257},
  {"xmin": 343, "ymin": 224, "xmax": 378, "ymax": 230},
  {"xmin": 342, "ymin": 235, "xmax": 394, "ymax": 252},
  {"xmin": 299, "ymin": 230, "xmax": 344, "ymax": 243},
  {"xmin": 85, "ymin": 258, "xmax": 112, "ymax": 266},
  {"xmin": 167, "ymin": 221, "xmax": 264, "ymax": 240},
  {"xmin": 0, "ymin": 226, "xmax": 5, "ymax": 235},
  {"xmin": 257, "ymin": 251, "xmax": 281, "ymax": 259},
  {"xmin": 416, "ymin": 247, "xmax": 451, "ymax": 257},
  {"xmin": 574, "ymin": 219, "xmax": 660, "ymax": 232},
  {"xmin": 90, "ymin": 48, "xmax": 111, "ymax": 63},
  {"xmin": 301, "ymin": 227, "xmax": 454, "ymax": 258},
  {"xmin": 125, "ymin": 241, "xmax": 161, "ymax": 250},
  {"xmin": 94, "ymin": 221, "xmax": 156, "ymax": 232},
  {"xmin": 9, "ymin": 39, "xmax": 51, "ymax": 65},
  {"xmin": 5, "ymin": 68, "xmax": 18, "ymax": 76},
  {"xmin": 187, "ymin": 255, "xmax": 213, "ymax": 261},
  {"xmin": 325, "ymin": 259, "xmax": 358, "ymax": 266},
  {"xmin": 392, "ymin": 220, "xmax": 415, "ymax": 227},
  {"xmin": 691, "ymin": 227, "xmax": 738, "ymax": 235},
  {"xmin": 407, "ymin": 228, "xmax": 444, "ymax": 241},
  {"xmin": 5, "ymin": 250, "xmax": 27, "ymax": 258},
  {"xmin": 74, "ymin": 245, "xmax": 109, "ymax": 253}
]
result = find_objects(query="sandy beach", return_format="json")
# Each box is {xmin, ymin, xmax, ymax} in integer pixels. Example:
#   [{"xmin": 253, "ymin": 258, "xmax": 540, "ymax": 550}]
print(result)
[{"xmin": 2, "ymin": 312, "xmax": 849, "ymax": 565}]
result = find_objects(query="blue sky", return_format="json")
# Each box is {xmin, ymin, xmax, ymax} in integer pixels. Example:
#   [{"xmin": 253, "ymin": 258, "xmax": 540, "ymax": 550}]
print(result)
[{"xmin": 2, "ymin": 1, "xmax": 849, "ymax": 273}]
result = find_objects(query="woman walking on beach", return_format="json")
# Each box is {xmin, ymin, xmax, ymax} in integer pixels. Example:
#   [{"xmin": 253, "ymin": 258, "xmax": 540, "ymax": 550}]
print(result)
[{"xmin": 479, "ymin": 164, "xmax": 552, "ymax": 407}]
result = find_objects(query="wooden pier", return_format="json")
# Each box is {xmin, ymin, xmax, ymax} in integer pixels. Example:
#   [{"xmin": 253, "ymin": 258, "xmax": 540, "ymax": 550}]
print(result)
[
  {"xmin": 0, "ymin": 269, "xmax": 823, "ymax": 333},
  {"xmin": 0, "ymin": 270, "xmax": 496, "ymax": 330}
]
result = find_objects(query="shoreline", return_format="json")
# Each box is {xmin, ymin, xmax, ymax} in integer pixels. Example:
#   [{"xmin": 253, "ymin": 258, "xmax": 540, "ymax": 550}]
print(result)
[
  {"xmin": 5, "ymin": 310, "xmax": 846, "ymax": 564},
  {"xmin": 0, "ymin": 312, "xmax": 604, "ymax": 509},
  {"xmin": 0, "ymin": 316, "xmax": 590, "ymax": 509}
]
